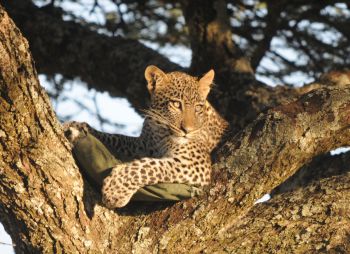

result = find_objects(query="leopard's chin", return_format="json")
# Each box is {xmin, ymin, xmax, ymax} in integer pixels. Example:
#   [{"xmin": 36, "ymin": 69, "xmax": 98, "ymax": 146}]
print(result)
[
  {"xmin": 173, "ymin": 136, "xmax": 189, "ymax": 145},
  {"xmin": 172, "ymin": 131, "xmax": 199, "ymax": 141}
]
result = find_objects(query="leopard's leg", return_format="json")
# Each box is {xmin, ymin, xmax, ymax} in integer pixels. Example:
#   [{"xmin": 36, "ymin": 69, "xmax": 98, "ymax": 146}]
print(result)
[
  {"xmin": 102, "ymin": 150, "xmax": 211, "ymax": 208},
  {"xmin": 63, "ymin": 121, "xmax": 147, "ymax": 160}
]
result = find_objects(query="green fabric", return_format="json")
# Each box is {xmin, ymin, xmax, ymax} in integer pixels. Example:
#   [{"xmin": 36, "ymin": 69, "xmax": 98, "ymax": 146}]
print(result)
[{"xmin": 72, "ymin": 133, "xmax": 202, "ymax": 202}]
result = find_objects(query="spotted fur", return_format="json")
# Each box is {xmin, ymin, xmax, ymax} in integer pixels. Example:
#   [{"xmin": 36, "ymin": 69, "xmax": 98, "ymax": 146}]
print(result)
[{"xmin": 65, "ymin": 66, "xmax": 228, "ymax": 208}]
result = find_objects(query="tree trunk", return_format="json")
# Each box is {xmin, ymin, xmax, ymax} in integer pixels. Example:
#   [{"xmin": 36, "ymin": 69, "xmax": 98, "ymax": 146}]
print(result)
[{"xmin": 0, "ymin": 4, "xmax": 350, "ymax": 253}]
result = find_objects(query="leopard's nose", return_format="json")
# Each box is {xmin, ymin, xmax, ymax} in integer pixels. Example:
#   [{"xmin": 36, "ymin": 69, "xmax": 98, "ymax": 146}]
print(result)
[{"xmin": 181, "ymin": 122, "xmax": 196, "ymax": 134}]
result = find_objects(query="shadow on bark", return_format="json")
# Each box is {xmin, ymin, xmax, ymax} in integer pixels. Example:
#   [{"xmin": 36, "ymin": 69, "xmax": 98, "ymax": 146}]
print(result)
[{"xmin": 272, "ymin": 150, "xmax": 350, "ymax": 196}]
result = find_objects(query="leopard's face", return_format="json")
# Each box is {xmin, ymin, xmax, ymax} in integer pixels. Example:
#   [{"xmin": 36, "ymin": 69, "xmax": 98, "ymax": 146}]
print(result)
[
  {"xmin": 150, "ymin": 73, "xmax": 208, "ymax": 137},
  {"xmin": 144, "ymin": 66, "xmax": 214, "ymax": 138}
]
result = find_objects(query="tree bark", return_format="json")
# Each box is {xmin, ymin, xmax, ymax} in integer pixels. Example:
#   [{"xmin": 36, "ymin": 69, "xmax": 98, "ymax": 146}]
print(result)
[
  {"xmin": 0, "ymin": 6, "xmax": 122, "ymax": 253},
  {"xmin": 1, "ymin": 4, "xmax": 350, "ymax": 253},
  {"xmin": 204, "ymin": 173, "xmax": 350, "ymax": 253}
]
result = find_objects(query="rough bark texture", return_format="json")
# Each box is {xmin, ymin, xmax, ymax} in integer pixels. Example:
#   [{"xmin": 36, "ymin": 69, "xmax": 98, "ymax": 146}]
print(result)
[
  {"xmin": 0, "ymin": 7, "xmax": 130, "ymax": 253},
  {"xmin": 208, "ymin": 173, "xmax": 350, "ymax": 253},
  {"xmin": 1, "ymin": 3, "xmax": 350, "ymax": 253}
]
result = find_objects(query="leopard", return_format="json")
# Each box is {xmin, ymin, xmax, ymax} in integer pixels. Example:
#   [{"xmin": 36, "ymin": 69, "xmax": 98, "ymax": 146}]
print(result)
[{"xmin": 64, "ymin": 65, "xmax": 229, "ymax": 208}]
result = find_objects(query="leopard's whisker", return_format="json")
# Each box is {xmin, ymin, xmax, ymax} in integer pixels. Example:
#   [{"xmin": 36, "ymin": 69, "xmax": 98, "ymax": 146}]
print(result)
[{"xmin": 141, "ymin": 109, "xmax": 183, "ymax": 134}]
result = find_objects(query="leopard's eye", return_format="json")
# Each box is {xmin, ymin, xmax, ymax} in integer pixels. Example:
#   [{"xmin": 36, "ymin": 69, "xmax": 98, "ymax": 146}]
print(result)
[
  {"xmin": 170, "ymin": 100, "xmax": 181, "ymax": 109},
  {"xmin": 195, "ymin": 104, "xmax": 204, "ymax": 112},
  {"xmin": 169, "ymin": 100, "xmax": 181, "ymax": 110}
]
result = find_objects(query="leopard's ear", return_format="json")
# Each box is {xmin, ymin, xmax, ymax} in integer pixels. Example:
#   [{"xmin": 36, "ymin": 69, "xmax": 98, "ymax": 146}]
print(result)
[
  {"xmin": 145, "ymin": 65, "xmax": 167, "ymax": 93},
  {"xmin": 199, "ymin": 69, "xmax": 214, "ymax": 98}
]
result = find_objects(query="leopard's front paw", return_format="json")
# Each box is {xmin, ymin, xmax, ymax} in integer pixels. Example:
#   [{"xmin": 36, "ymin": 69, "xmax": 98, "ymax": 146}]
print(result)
[
  {"xmin": 63, "ymin": 121, "xmax": 90, "ymax": 144},
  {"xmin": 102, "ymin": 190, "xmax": 131, "ymax": 209},
  {"xmin": 101, "ymin": 165, "xmax": 138, "ymax": 208}
]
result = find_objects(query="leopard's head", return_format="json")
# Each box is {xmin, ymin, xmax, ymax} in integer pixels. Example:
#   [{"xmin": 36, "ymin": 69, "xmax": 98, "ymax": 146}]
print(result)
[{"xmin": 144, "ymin": 65, "xmax": 214, "ymax": 138}]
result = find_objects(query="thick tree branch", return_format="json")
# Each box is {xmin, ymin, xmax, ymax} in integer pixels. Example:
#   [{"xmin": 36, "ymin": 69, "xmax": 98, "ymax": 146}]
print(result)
[
  {"xmin": 0, "ymin": 6, "xmax": 122, "ymax": 252},
  {"xmin": 205, "ymin": 173, "xmax": 350, "ymax": 252},
  {"xmin": 212, "ymin": 86, "xmax": 350, "ymax": 211},
  {"xmin": 2, "ymin": 0, "xmax": 181, "ymax": 110}
]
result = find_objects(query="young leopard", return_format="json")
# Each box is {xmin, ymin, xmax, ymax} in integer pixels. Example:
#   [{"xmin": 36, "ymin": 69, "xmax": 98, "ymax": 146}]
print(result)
[{"xmin": 65, "ymin": 65, "xmax": 229, "ymax": 208}]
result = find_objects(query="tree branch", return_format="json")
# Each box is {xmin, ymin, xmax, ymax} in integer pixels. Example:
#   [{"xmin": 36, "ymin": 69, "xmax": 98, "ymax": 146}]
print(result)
[
  {"xmin": 212, "ymin": 86, "xmax": 350, "ymax": 210},
  {"xmin": 0, "ymin": 5, "xmax": 122, "ymax": 252},
  {"xmin": 204, "ymin": 173, "xmax": 350, "ymax": 252}
]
